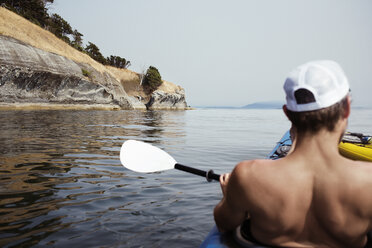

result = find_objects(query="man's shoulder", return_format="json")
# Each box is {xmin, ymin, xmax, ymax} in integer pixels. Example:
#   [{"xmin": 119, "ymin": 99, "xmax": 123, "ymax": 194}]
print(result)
[
  {"xmin": 234, "ymin": 159, "xmax": 261, "ymax": 172},
  {"xmin": 350, "ymin": 160, "xmax": 372, "ymax": 169},
  {"xmin": 232, "ymin": 159, "xmax": 277, "ymax": 181},
  {"xmin": 344, "ymin": 159, "xmax": 372, "ymax": 178},
  {"xmin": 346, "ymin": 160, "xmax": 372, "ymax": 184},
  {"xmin": 235, "ymin": 159, "xmax": 276, "ymax": 171}
]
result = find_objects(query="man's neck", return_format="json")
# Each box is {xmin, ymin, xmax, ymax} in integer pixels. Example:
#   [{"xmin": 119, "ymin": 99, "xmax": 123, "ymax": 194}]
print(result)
[{"xmin": 290, "ymin": 126, "xmax": 346, "ymax": 165}]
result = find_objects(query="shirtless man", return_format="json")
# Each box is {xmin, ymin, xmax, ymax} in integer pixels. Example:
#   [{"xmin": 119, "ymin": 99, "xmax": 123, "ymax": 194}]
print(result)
[{"xmin": 214, "ymin": 60, "xmax": 372, "ymax": 248}]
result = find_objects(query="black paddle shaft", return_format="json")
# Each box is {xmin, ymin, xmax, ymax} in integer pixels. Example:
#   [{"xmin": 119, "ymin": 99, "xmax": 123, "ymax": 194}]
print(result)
[{"xmin": 175, "ymin": 163, "xmax": 220, "ymax": 182}]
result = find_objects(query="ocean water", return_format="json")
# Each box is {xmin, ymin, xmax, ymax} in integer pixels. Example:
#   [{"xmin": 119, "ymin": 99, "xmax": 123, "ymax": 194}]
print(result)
[{"xmin": 0, "ymin": 108, "xmax": 370, "ymax": 247}]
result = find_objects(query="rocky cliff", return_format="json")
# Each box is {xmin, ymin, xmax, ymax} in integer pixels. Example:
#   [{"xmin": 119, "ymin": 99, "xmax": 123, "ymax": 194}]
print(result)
[
  {"xmin": 0, "ymin": 35, "xmax": 141, "ymax": 109},
  {"xmin": 0, "ymin": 35, "xmax": 188, "ymax": 110},
  {"xmin": 0, "ymin": 7, "xmax": 188, "ymax": 110}
]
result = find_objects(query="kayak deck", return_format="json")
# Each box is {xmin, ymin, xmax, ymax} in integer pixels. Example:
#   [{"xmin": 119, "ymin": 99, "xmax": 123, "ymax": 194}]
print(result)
[{"xmin": 339, "ymin": 132, "xmax": 372, "ymax": 162}]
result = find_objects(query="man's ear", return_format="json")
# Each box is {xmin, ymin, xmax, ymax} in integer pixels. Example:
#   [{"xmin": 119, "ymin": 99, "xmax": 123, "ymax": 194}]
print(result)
[{"xmin": 344, "ymin": 95, "xmax": 351, "ymax": 119}]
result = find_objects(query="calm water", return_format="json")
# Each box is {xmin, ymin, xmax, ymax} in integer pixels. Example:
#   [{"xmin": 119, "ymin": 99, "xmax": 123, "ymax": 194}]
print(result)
[{"xmin": 0, "ymin": 108, "xmax": 370, "ymax": 247}]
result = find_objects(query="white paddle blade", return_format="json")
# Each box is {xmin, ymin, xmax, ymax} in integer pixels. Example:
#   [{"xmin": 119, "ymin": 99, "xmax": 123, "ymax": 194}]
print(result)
[{"xmin": 120, "ymin": 140, "xmax": 177, "ymax": 173}]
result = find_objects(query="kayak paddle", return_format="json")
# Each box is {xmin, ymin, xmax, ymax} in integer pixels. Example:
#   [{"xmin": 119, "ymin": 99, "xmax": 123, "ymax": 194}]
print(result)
[{"xmin": 120, "ymin": 140, "xmax": 220, "ymax": 182}]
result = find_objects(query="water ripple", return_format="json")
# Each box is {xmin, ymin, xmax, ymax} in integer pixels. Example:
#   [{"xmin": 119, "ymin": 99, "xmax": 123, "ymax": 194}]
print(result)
[{"xmin": 0, "ymin": 108, "xmax": 369, "ymax": 247}]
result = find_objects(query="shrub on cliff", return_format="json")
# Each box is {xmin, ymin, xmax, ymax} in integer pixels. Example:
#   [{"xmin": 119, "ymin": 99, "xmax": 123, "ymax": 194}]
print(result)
[
  {"xmin": 142, "ymin": 66, "xmax": 162, "ymax": 93},
  {"xmin": 48, "ymin": 13, "xmax": 73, "ymax": 43},
  {"xmin": 71, "ymin": 29, "xmax": 84, "ymax": 51},
  {"xmin": 107, "ymin": 55, "xmax": 131, "ymax": 69},
  {"xmin": 85, "ymin": 42, "xmax": 107, "ymax": 65}
]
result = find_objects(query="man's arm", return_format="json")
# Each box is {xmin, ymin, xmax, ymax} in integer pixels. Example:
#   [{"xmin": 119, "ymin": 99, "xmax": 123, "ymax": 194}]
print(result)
[{"xmin": 213, "ymin": 162, "xmax": 249, "ymax": 233}]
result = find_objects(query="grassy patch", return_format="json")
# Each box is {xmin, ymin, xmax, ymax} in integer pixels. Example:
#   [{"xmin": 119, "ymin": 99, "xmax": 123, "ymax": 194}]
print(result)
[{"xmin": 81, "ymin": 68, "xmax": 90, "ymax": 77}]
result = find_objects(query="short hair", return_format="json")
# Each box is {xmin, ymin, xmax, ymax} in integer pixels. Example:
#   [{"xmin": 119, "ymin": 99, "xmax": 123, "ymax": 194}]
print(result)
[{"xmin": 286, "ymin": 96, "xmax": 348, "ymax": 134}]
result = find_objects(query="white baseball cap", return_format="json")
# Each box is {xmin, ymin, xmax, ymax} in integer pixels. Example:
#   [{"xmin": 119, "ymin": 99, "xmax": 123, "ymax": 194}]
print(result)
[{"xmin": 283, "ymin": 60, "xmax": 350, "ymax": 112}]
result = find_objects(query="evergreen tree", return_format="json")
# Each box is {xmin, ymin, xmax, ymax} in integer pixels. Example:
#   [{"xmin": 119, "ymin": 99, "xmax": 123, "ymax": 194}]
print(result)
[
  {"xmin": 49, "ymin": 13, "xmax": 73, "ymax": 43},
  {"xmin": 107, "ymin": 55, "xmax": 131, "ymax": 69},
  {"xmin": 85, "ymin": 42, "xmax": 107, "ymax": 64},
  {"xmin": 71, "ymin": 29, "xmax": 84, "ymax": 51},
  {"xmin": 143, "ymin": 66, "xmax": 162, "ymax": 93}
]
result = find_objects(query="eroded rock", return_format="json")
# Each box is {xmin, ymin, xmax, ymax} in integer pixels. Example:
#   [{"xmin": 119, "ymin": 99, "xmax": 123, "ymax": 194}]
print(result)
[
  {"xmin": 0, "ymin": 36, "xmax": 138, "ymax": 109},
  {"xmin": 145, "ymin": 89, "xmax": 188, "ymax": 110},
  {"xmin": 0, "ymin": 35, "xmax": 188, "ymax": 110}
]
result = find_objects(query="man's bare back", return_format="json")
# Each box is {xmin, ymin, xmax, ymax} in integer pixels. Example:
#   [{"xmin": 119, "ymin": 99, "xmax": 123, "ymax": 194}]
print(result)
[
  {"xmin": 214, "ymin": 61, "xmax": 372, "ymax": 247},
  {"xmin": 214, "ymin": 127, "xmax": 372, "ymax": 247}
]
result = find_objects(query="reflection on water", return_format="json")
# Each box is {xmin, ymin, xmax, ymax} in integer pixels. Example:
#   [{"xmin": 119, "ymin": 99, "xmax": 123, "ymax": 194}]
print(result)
[
  {"xmin": 1, "ymin": 108, "xmax": 368, "ymax": 247},
  {"xmin": 0, "ymin": 110, "xmax": 187, "ymax": 247}
]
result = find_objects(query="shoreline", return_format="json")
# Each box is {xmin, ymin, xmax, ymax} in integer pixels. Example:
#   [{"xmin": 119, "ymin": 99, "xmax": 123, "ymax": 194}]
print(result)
[
  {"xmin": 0, "ymin": 103, "xmax": 122, "ymax": 111},
  {"xmin": 0, "ymin": 102, "xmax": 194, "ymax": 111}
]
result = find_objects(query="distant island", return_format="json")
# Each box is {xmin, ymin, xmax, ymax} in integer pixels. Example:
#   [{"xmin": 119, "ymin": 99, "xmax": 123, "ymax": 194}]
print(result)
[
  {"xmin": 196, "ymin": 101, "xmax": 370, "ymax": 110},
  {"xmin": 196, "ymin": 101, "xmax": 284, "ymax": 109},
  {"xmin": 242, "ymin": 101, "xmax": 283, "ymax": 109}
]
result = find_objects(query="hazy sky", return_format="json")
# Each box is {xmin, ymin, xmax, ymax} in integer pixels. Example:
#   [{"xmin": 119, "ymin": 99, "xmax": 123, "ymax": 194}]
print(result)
[{"xmin": 51, "ymin": 0, "xmax": 372, "ymax": 107}]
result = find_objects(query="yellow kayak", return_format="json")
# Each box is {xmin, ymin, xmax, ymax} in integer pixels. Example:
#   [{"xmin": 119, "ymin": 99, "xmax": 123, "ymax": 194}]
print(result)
[{"xmin": 339, "ymin": 132, "xmax": 372, "ymax": 162}]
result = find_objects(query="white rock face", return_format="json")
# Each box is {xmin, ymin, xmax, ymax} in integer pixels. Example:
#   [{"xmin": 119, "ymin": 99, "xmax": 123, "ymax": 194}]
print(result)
[
  {"xmin": 0, "ymin": 36, "xmax": 82, "ymax": 76},
  {"xmin": 0, "ymin": 35, "xmax": 188, "ymax": 110},
  {"xmin": 145, "ymin": 89, "xmax": 188, "ymax": 110},
  {"xmin": 0, "ymin": 36, "xmax": 137, "ymax": 109}
]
